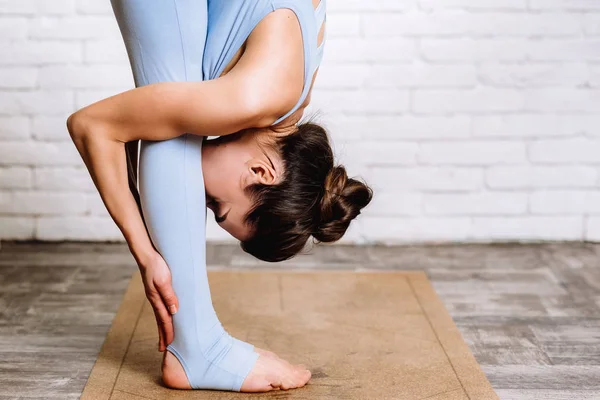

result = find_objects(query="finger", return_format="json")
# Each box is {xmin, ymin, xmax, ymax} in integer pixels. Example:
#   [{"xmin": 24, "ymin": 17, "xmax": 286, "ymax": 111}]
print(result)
[
  {"xmin": 150, "ymin": 295, "xmax": 170, "ymax": 351},
  {"xmin": 156, "ymin": 316, "xmax": 165, "ymax": 352},
  {"xmin": 157, "ymin": 281, "xmax": 179, "ymax": 315},
  {"xmin": 154, "ymin": 299, "xmax": 175, "ymax": 347}
]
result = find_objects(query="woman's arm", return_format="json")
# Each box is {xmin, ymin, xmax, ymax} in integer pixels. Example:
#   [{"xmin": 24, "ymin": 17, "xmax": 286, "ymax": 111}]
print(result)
[
  {"xmin": 69, "ymin": 80, "xmax": 261, "ymax": 144},
  {"xmin": 67, "ymin": 112, "xmax": 183, "ymax": 351}
]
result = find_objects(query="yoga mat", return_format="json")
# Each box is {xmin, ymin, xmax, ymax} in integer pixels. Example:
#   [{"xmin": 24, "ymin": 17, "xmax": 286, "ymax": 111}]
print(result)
[{"xmin": 81, "ymin": 270, "xmax": 499, "ymax": 400}]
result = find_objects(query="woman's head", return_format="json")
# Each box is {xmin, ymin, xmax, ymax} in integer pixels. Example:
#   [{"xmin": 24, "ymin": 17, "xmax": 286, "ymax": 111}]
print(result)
[{"xmin": 201, "ymin": 122, "xmax": 373, "ymax": 262}]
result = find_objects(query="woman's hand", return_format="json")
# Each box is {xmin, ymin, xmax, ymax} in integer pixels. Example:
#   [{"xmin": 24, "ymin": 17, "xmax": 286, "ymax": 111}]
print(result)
[{"xmin": 139, "ymin": 251, "xmax": 179, "ymax": 352}]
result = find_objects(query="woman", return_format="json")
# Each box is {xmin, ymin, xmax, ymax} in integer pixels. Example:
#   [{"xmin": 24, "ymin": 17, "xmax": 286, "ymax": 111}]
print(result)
[{"xmin": 67, "ymin": 0, "xmax": 372, "ymax": 393}]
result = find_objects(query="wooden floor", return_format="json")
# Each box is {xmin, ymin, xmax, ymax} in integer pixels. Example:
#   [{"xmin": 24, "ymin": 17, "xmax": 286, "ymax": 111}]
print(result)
[{"xmin": 0, "ymin": 241, "xmax": 599, "ymax": 400}]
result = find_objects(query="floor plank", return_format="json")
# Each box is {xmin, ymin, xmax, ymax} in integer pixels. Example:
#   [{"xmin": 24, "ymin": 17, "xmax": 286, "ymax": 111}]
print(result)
[{"xmin": 0, "ymin": 241, "xmax": 599, "ymax": 399}]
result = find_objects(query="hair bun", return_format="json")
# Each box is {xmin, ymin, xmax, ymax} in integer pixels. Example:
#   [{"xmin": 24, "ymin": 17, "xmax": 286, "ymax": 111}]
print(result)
[{"xmin": 314, "ymin": 165, "xmax": 373, "ymax": 243}]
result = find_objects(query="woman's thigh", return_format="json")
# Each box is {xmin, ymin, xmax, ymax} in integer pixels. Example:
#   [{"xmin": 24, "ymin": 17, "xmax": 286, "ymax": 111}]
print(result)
[{"xmin": 111, "ymin": 0, "xmax": 207, "ymax": 86}]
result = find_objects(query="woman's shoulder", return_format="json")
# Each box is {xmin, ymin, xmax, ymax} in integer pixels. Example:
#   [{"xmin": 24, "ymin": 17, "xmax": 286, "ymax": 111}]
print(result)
[{"xmin": 239, "ymin": 8, "xmax": 306, "ymax": 121}]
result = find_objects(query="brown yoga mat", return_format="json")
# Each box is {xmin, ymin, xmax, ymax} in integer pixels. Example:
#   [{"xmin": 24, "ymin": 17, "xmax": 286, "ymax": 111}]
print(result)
[{"xmin": 81, "ymin": 270, "xmax": 499, "ymax": 400}]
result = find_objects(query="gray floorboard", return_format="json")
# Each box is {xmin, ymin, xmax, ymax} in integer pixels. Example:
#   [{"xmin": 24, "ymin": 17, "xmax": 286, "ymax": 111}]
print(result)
[{"xmin": 0, "ymin": 241, "xmax": 599, "ymax": 399}]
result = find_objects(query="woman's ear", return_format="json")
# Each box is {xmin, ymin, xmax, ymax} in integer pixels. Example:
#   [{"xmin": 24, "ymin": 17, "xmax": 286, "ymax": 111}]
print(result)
[{"xmin": 248, "ymin": 159, "xmax": 278, "ymax": 185}]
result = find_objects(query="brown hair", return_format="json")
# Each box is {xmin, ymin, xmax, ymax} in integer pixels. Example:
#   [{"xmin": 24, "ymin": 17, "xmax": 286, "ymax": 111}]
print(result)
[{"xmin": 241, "ymin": 122, "xmax": 373, "ymax": 262}]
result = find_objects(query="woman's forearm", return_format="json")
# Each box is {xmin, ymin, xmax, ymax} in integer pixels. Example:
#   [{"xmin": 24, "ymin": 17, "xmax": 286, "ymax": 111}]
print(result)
[
  {"xmin": 67, "ymin": 113, "xmax": 156, "ymax": 268},
  {"xmin": 67, "ymin": 75, "xmax": 289, "ymax": 145}
]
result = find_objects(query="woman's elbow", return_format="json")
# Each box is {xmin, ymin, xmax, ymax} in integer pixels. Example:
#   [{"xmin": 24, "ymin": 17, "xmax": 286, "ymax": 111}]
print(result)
[
  {"xmin": 66, "ymin": 110, "xmax": 90, "ymax": 143},
  {"xmin": 237, "ymin": 89, "xmax": 284, "ymax": 128}
]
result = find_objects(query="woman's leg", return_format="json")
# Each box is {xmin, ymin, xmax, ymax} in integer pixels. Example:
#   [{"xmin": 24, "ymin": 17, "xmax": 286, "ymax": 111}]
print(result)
[{"xmin": 110, "ymin": 0, "xmax": 258, "ymax": 391}]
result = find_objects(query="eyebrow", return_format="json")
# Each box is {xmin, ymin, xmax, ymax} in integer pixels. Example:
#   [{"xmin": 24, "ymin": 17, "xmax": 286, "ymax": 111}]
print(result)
[{"xmin": 215, "ymin": 209, "xmax": 230, "ymax": 223}]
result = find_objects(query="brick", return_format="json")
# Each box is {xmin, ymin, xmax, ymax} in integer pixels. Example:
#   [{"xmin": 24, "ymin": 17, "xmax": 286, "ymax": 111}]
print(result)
[
  {"xmin": 317, "ymin": 64, "xmax": 476, "ymax": 90},
  {"xmin": 312, "ymin": 89, "xmax": 410, "ymax": 113},
  {"xmin": 367, "ymin": 192, "xmax": 423, "ymax": 216},
  {"xmin": 32, "ymin": 116, "xmax": 70, "ymax": 141},
  {"xmin": 326, "ymin": 115, "xmax": 471, "ymax": 140},
  {"xmin": 0, "ymin": 67, "xmax": 37, "ymax": 89},
  {"xmin": 336, "ymin": 216, "xmax": 365, "ymax": 245},
  {"xmin": 529, "ymin": 138, "xmax": 600, "ymax": 163},
  {"xmin": 421, "ymin": 39, "xmax": 528, "ymax": 62},
  {"xmin": 583, "ymin": 14, "xmax": 600, "ymax": 36},
  {"xmin": 473, "ymin": 115, "xmax": 600, "ymax": 138},
  {"xmin": 325, "ymin": 38, "xmax": 416, "ymax": 62},
  {"xmin": 487, "ymin": 166, "xmax": 598, "ymax": 189},
  {"xmin": 326, "ymin": 13, "xmax": 360, "ymax": 37},
  {"xmin": 418, "ymin": 141, "xmax": 527, "ymax": 165},
  {"xmin": 29, "ymin": 16, "xmax": 119, "ymax": 40},
  {"xmin": 39, "ymin": 65, "xmax": 132, "ymax": 89},
  {"xmin": 364, "ymin": 12, "xmax": 580, "ymax": 37},
  {"xmin": 327, "ymin": 0, "xmax": 417, "ymax": 11},
  {"xmin": 470, "ymin": 13, "xmax": 580, "ymax": 37},
  {"xmin": 0, "ymin": 167, "xmax": 31, "ymax": 189},
  {"xmin": 588, "ymin": 64, "xmax": 600, "ymax": 88},
  {"xmin": 420, "ymin": 0, "xmax": 526, "ymax": 10},
  {"xmin": 0, "ymin": 216, "xmax": 34, "ymax": 239},
  {"xmin": 0, "ymin": 116, "xmax": 30, "ymax": 140},
  {"xmin": 0, "ymin": 141, "xmax": 81, "ymax": 166},
  {"xmin": 0, "ymin": 90, "xmax": 73, "ymax": 115},
  {"xmin": 34, "ymin": 167, "xmax": 94, "ymax": 191},
  {"xmin": 413, "ymin": 89, "xmax": 525, "ymax": 113},
  {"xmin": 0, "ymin": 41, "xmax": 82, "ymax": 65},
  {"xmin": 86, "ymin": 191, "xmax": 108, "ymax": 215},
  {"xmin": 530, "ymin": 191, "xmax": 600, "ymax": 214},
  {"xmin": 529, "ymin": 0, "xmax": 600, "ymax": 10},
  {"xmin": 363, "ymin": 11, "xmax": 468, "ymax": 37},
  {"xmin": 0, "ymin": 191, "xmax": 87, "ymax": 215},
  {"xmin": 478, "ymin": 63, "xmax": 588, "ymax": 88},
  {"xmin": 0, "ymin": 192, "xmax": 9, "ymax": 211},
  {"xmin": 84, "ymin": 39, "xmax": 130, "ymax": 63},
  {"xmin": 362, "ymin": 217, "xmax": 472, "ymax": 242},
  {"xmin": 342, "ymin": 141, "xmax": 419, "ymax": 166},
  {"xmin": 524, "ymin": 89, "xmax": 600, "ymax": 113},
  {"xmin": 0, "ymin": 17, "xmax": 28, "ymax": 38},
  {"xmin": 367, "ymin": 167, "xmax": 484, "ymax": 192},
  {"xmin": 586, "ymin": 217, "xmax": 600, "ymax": 241},
  {"xmin": 421, "ymin": 39, "xmax": 600, "ymax": 62},
  {"xmin": 36, "ymin": 216, "xmax": 122, "ymax": 240},
  {"xmin": 424, "ymin": 192, "xmax": 528, "ymax": 215},
  {"xmin": 366, "ymin": 64, "xmax": 477, "ymax": 89},
  {"xmin": 315, "ymin": 64, "xmax": 370, "ymax": 89},
  {"xmin": 0, "ymin": 0, "xmax": 36, "ymax": 15},
  {"xmin": 75, "ymin": 89, "xmax": 123, "ymax": 108},
  {"xmin": 76, "ymin": 0, "xmax": 114, "ymax": 14},
  {"xmin": 36, "ymin": 0, "xmax": 75, "ymax": 15},
  {"xmin": 471, "ymin": 217, "xmax": 583, "ymax": 240},
  {"xmin": 527, "ymin": 40, "xmax": 600, "ymax": 62}
]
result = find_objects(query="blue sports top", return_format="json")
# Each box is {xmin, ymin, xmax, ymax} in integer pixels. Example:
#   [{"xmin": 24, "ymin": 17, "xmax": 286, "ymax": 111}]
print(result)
[{"xmin": 203, "ymin": 0, "xmax": 326, "ymax": 125}]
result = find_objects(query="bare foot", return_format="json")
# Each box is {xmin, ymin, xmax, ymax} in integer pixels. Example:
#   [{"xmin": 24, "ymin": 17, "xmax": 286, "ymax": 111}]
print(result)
[
  {"xmin": 240, "ymin": 348, "xmax": 311, "ymax": 392},
  {"xmin": 161, "ymin": 347, "xmax": 311, "ymax": 392}
]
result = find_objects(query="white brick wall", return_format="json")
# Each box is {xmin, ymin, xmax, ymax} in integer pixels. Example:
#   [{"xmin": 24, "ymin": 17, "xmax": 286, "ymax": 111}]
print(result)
[{"xmin": 1, "ymin": 0, "xmax": 600, "ymax": 244}]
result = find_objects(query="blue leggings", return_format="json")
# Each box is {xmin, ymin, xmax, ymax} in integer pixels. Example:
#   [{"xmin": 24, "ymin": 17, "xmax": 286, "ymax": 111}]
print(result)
[{"xmin": 111, "ymin": 0, "xmax": 259, "ymax": 391}]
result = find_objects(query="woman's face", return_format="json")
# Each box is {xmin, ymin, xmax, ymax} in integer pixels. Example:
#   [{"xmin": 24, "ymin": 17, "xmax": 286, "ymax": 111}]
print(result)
[{"xmin": 201, "ymin": 130, "xmax": 282, "ymax": 241}]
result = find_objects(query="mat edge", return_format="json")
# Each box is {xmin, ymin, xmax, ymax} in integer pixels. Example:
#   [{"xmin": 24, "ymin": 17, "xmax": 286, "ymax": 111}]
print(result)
[
  {"xmin": 409, "ymin": 273, "xmax": 500, "ymax": 400},
  {"xmin": 80, "ymin": 270, "xmax": 146, "ymax": 400}
]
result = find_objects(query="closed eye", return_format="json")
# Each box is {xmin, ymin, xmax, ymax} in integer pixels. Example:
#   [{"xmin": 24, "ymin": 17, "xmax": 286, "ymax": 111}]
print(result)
[{"xmin": 215, "ymin": 208, "xmax": 230, "ymax": 223}]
